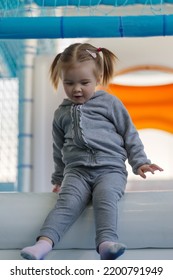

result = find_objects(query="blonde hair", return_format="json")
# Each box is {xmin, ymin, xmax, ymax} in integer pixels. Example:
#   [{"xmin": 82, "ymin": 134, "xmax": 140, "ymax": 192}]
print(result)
[{"xmin": 50, "ymin": 43, "xmax": 117, "ymax": 90}]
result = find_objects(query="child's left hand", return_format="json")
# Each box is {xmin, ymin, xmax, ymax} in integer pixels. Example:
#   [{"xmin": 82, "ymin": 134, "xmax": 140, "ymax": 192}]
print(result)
[{"xmin": 137, "ymin": 164, "xmax": 164, "ymax": 179}]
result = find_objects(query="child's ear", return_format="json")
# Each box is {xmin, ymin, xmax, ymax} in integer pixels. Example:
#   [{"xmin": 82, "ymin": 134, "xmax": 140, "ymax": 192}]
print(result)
[{"xmin": 97, "ymin": 74, "xmax": 102, "ymax": 85}]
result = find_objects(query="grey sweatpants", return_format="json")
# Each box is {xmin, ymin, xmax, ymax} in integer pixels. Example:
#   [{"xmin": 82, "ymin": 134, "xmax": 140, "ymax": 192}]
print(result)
[{"xmin": 39, "ymin": 166, "xmax": 127, "ymax": 251}]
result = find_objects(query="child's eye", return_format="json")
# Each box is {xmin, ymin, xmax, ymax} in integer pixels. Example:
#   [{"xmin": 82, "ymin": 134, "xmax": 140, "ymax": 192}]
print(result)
[
  {"xmin": 82, "ymin": 81, "xmax": 89, "ymax": 85},
  {"xmin": 64, "ymin": 82, "xmax": 73, "ymax": 86}
]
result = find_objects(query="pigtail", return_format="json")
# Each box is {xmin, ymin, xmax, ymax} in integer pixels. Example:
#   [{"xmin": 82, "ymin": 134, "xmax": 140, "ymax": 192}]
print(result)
[
  {"xmin": 100, "ymin": 48, "xmax": 117, "ymax": 86},
  {"xmin": 50, "ymin": 53, "xmax": 62, "ymax": 90}
]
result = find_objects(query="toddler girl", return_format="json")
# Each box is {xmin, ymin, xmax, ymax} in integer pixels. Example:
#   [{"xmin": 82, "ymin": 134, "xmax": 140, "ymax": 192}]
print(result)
[{"xmin": 21, "ymin": 43, "xmax": 163, "ymax": 260}]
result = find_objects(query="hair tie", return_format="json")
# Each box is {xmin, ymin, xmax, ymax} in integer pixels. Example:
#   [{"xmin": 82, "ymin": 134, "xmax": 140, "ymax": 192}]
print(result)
[{"xmin": 97, "ymin": 48, "xmax": 102, "ymax": 52}]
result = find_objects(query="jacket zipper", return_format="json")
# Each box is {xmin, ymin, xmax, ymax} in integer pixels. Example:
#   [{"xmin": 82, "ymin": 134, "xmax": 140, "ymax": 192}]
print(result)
[
  {"xmin": 73, "ymin": 105, "xmax": 85, "ymax": 147},
  {"xmin": 73, "ymin": 105, "xmax": 95, "ymax": 162}
]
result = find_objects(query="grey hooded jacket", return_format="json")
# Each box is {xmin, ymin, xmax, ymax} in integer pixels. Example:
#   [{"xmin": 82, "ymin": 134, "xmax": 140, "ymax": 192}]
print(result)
[{"xmin": 51, "ymin": 91, "xmax": 150, "ymax": 185}]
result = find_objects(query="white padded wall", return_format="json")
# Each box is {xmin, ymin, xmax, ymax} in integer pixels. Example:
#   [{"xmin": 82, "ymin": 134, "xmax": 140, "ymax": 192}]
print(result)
[{"xmin": 32, "ymin": 56, "xmax": 65, "ymax": 192}]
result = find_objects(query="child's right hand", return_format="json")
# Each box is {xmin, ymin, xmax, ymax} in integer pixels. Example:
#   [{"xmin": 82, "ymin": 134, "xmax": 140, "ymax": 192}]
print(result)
[{"xmin": 52, "ymin": 184, "xmax": 61, "ymax": 193}]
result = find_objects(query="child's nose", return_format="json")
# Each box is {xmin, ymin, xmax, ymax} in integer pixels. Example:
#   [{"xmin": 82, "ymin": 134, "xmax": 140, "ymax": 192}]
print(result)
[{"xmin": 73, "ymin": 84, "xmax": 81, "ymax": 92}]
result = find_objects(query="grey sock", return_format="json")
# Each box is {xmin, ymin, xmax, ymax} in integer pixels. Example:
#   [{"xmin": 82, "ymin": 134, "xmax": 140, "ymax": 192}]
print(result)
[{"xmin": 99, "ymin": 241, "xmax": 126, "ymax": 260}]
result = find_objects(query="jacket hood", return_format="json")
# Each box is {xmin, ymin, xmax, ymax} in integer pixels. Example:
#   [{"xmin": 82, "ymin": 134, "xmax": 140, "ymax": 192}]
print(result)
[{"xmin": 60, "ymin": 91, "xmax": 106, "ymax": 107}]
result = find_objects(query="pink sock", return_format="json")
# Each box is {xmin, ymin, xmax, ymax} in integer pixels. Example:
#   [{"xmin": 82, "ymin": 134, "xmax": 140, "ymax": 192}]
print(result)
[
  {"xmin": 21, "ymin": 240, "xmax": 52, "ymax": 260},
  {"xmin": 99, "ymin": 241, "xmax": 126, "ymax": 260}
]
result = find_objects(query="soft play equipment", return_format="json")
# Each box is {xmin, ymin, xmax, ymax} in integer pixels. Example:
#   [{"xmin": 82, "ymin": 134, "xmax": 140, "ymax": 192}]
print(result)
[{"xmin": 0, "ymin": 191, "xmax": 173, "ymax": 260}]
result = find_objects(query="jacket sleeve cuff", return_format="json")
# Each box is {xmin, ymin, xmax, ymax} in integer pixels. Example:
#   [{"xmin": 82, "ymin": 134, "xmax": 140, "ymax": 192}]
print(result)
[{"xmin": 51, "ymin": 177, "xmax": 63, "ymax": 186}]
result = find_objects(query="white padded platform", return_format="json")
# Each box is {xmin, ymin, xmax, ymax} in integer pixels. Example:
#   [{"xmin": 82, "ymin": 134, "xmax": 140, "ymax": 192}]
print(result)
[
  {"xmin": 0, "ymin": 249, "xmax": 173, "ymax": 260},
  {"xmin": 0, "ymin": 191, "xmax": 173, "ymax": 253}
]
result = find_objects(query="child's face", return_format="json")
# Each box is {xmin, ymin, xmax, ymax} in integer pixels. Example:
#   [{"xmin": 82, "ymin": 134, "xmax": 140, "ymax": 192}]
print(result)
[{"xmin": 61, "ymin": 61, "xmax": 99, "ymax": 104}]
